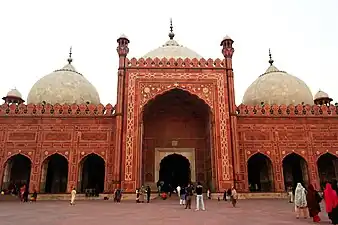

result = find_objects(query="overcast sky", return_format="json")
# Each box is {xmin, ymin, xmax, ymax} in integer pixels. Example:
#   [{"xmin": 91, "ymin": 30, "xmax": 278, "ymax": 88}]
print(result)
[{"xmin": 0, "ymin": 0, "xmax": 337, "ymax": 105}]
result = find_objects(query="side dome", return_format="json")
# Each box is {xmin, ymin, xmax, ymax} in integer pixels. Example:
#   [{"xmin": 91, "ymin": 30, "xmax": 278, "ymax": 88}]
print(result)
[
  {"xmin": 6, "ymin": 88, "xmax": 23, "ymax": 99},
  {"xmin": 243, "ymin": 53, "xmax": 313, "ymax": 106},
  {"xmin": 143, "ymin": 20, "xmax": 202, "ymax": 59},
  {"xmin": 27, "ymin": 55, "xmax": 100, "ymax": 105},
  {"xmin": 314, "ymin": 90, "xmax": 330, "ymax": 100}
]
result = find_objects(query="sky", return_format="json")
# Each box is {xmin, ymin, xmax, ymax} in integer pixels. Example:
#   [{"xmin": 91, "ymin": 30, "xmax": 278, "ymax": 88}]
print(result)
[{"xmin": 0, "ymin": 0, "xmax": 337, "ymax": 105}]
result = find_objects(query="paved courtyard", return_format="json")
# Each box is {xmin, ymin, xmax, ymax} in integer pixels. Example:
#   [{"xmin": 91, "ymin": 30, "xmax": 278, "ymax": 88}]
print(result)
[{"xmin": 0, "ymin": 198, "xmax": 330, "ymax": 225}]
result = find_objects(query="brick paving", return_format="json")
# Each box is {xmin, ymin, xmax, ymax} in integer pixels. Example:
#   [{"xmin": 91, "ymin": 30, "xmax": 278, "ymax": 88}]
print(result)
[{"xmin": 0, "ymin": 198, "xmax": 330, "ymax": 225}]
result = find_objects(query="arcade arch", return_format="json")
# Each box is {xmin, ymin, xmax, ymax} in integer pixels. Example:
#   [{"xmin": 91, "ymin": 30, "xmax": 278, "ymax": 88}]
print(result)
[
  {"xmin": 282, "ymin": 153, "xmax": 309, "ymax": 190},
  {"xmin": 40, "ymin": 154, "xmax": 68, "ymax": 193},
  {"xmin": 1, "ymin": 154, "xmax": 31, "ymax": 191},
  {"xmin": 317, "ymin": 153, "xmax": 338, "ymax": 188},
  {"xmin": 247, "ymin": 153, "xmax": 274, "ymax": 192},
  {"xmin": 78, "ymin": 153, "xmax": 105, "ymax": 194},
  {"xmin": 141, "ymin": 88, "xmax": 214, "ymax": 189}
]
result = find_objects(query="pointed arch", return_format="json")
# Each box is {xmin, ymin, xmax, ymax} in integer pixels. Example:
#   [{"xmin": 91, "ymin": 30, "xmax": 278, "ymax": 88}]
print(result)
[
  {"xmin": 247, "ymin": 153, "xmax": 274, "ymax": 192},
  {"xmin": 78, "ymin": 153, "xmax": 105, "ymax": 194},
  {"xmin": 1, "ymin": 154, "xmax": 32, "ymax": 191},
  {"xmin": 40, "ymin": 153, "xmax": 69, "ymax": 193},
  {"xmin": 141, "ymin": 87, "xmax": 214, "ymax": 113},
  {"xmin": 282, "ymin": 152, "xmax": 309, "ymax": 190},
  {"xmin": 317, "ymin": 152, "xmax": 338, "ymax": 188}
]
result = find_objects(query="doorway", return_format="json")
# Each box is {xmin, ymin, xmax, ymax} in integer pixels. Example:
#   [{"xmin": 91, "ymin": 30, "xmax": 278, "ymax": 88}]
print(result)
[
  {"xmin": 317, "ymin": 153, "xmax": 338, "ymax": 189},
  {"xmin": 79, "ymin": 154, "xmax": 105, "ymax": 193},
  {"xmin": 247, "ymin": 153, "xmax": 274, "ymax": 192},
  {"xmin": 159, "ymin": 153, "xmax": 191, "ymax": 191},
  {"xmin": 282, "ymin": 153, "xmax": 309, "ymax": 190}
]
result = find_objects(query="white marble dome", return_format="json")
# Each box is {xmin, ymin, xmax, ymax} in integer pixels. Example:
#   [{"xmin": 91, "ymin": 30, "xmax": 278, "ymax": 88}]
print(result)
[
  {"xmin": 27, "ymin": 61, "xmax": 100, "ymax": 105},
  {"xmin": 6, "ymin": 88, "xmax": 23, "ymax": 98},
  {"xmin": 314, "ymin": 90, "xmax": 329, "ymax": 100},
  {"xmin": 243, "ymin": 63, "xmax": 313, "ymax": 106},
  {"xmin": 143, "ymin": 22, "xmax": 202, "ymax": 59}
]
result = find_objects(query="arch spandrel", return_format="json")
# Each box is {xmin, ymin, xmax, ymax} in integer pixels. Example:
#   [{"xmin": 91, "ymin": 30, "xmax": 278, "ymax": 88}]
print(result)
[
  {"xmin": 246, "ymin": 152, "xmax": 273, "ymax": 163},
  {"xmin": 315, "ymin": 151, "xmax": 338, "ymax": 162},
  {"xmin": 139, "ymin": 83, "xmax": 214, "ymax": 110},
  {"xmin": 282, "ymin": 152, "xmax": 308, "ymax": 163},
  {"xmin": 41, "ymin": 152, "xmax": 69, "ymax": 163},
  {"xmin": 79, "ymin": 152, "xmax": 106, "ymax": 164},
  {"xmin": 3, "ymin": 152, "xmax": 33, "ymax": 166}
]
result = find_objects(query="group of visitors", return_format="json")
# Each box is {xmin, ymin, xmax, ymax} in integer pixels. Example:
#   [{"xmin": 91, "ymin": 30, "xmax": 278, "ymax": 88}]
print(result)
[
  {"xmin": 135, "ymin": 185, "xmax": 151, "ymax": 203},
  {"xmin": 222, "ymin": 187, "xmax": 238, "ymax": 207},
  {"xmin": 292, "ymin": 180, "xmax": 338, "ymax": 224},
  {"xmin": 1, "ymin": 183, "xmax": 37, "ymax": 202}
]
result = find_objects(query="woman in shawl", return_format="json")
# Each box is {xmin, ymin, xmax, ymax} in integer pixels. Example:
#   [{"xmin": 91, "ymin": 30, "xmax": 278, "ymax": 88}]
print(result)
[
  {"xmin": 324, "ymin": 182, "xmax": 338, "ymax": 224},
  {"xmin": 294, "ymin": 183, "xmax": 308, "ymax": 219},
  {"xmin": 306, "ymin": 184, "xmax": 322, "ymax": 222}
]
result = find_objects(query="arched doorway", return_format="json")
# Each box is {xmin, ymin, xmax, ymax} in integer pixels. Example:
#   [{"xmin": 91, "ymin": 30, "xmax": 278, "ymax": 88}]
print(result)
[
  {"xmin": 282, "ymin": 153, "xmax": 309, "ymax": 190},
  {"xmin": 79, "ymin": 154, "xmax": 105, "ymax": 194},
  {"xmin": 317, "ymin": 153, "xmax": 338, "ymax": 188},
  {"xmin": 247, "ymin": 153, "xmax": 274, "ymax": 192},
  {"xmin": 159, "ymin": 154, "xmax": 191, "ymax": 191},
  {"xmin": 142, "ymin": 89, "xmax": 213, "ymax": 189},
  {"xmin": 1, "ymin": 154, "xmax": 31, "ymax": 191},
  {"xmin": 40, "ymin": 154, "xmax": 68, "ymax": 193}
]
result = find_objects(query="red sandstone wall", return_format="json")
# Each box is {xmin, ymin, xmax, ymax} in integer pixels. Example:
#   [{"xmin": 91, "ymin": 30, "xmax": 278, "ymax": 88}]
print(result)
[
  {"xmin": 236, "ymin": 104, "xmax": 338, "ymax": 192},
  {"xmin": 0, "ymin": 104, "xmax": 117, "ymax": 193}
]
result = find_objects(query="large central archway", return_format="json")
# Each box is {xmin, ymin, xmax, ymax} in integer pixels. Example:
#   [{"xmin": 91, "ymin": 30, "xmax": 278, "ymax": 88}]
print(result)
[
  {"xmin": 159, "ymin": 153, "xmax": 191, "ymax": 192},
  {"xmin": 1, "ymin": 154, "xmax": 31, "ymax": 192},
  {"xmin": 142, "ymin": 88, "xmax": 213, "ymax": 189},
  {"xmin": 282, "ymin": 153, "xmax": 309, "ymax": 190}
]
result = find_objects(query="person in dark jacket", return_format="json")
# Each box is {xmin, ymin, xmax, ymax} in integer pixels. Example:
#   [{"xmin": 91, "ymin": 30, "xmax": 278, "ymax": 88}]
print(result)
[
  {"xmin": 185, "ymin": 184, "xmax": 193, "ymax": 209},
  {"xmin": 195, "ymin": 182, "xmax": 205, "ymax": 211},
  {"xmin": 306, "ymin": 184, "xmax": 322, "ymax": 222},
  {"xmin": 146, "ymin": 186, "xmax": 151, "ymax": 203}
]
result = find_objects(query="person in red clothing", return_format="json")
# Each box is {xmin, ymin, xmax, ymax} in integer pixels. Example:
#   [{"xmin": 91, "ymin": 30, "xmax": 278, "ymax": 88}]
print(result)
[
  {"xmin": 324, "ymin": 182, "xmax": 338, "ymax": 225},
  {"xmin": 306, "ymin": 184, "xmax": 322, "ymax": 222}
]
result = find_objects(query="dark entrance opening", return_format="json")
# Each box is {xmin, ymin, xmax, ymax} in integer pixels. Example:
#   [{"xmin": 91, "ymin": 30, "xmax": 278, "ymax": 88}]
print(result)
[
  {"xmin": 317, "ymin": 153, "xmax": 338, "ymax": 189},
  {"xmin": 159, "ymin": 153, "xmax": 191, "ymax": 191},
  {"xmin": 247, "ymin": 153, "xmax": 274, "ymax": 192},
  {"xmin": 44, "ymin": 154, "xmax": 68, "ymax": 193},
  {"xmin": 282, "ymin": 153, "xmax": 308, "ymax": 190},
  {"xmin": 2, "ymin": 154, "xmax": 31, "ymax": 192},
  {"xmin": 80, "ymin": 154, "xmax": 105, "ymax": 194}
]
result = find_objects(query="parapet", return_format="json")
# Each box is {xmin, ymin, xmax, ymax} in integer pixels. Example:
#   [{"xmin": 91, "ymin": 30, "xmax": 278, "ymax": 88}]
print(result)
[
  {"xmin": 126, "ymin": 57, "xmax": 226, "ymax": 68},
  {"xmin": 236, "ymin": 104, "xmax": 338, "ymax": 117},
  {"xmin": 0, "ymin": 103, "xmax": 116, "ymax": 116}
]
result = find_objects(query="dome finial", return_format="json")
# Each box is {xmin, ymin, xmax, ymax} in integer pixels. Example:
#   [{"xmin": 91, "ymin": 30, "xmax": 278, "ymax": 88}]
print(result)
[
  {"xmin": 67, "ymin": 46, "xmax": 73, "ymax": 64},
  {"xmin": 268, "ymin": 48, "xmax": 274, "ymax": 66},
  {"xmin": 169, "ymin": 18, "xmax": 175, "ymax": 40}
]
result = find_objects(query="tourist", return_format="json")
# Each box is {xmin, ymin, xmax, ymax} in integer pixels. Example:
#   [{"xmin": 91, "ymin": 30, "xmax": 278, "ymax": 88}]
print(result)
[
  {"xmin": 23, "ymin": 187, "xmax": 29, "ymax": 202},
  {"xmin": 179, "ymin": 186, "xmax": 186, "ymax": 205},
  {"xmin": 223, "ymin": 190, "xmax": 227, "ymax": 201},
  {"xmin": 324, "ymin": 182, "xmax": 338, "ymax": 224},
  {"xmin": 185, "ymin": 184, "xmax": 193, "ymax": 209},
  {"xmin": 176, "ymin": 185, "xmax": 181, "ymax": 198},
  {"xmin": 227, "ymin": 188, "xmax": 232, "ymax": 201},
  {"xmin": 146, "ymin": 186, "xmax": 151, "ymax": 203},
  {"xmin": 136, "ymin": 188, "xmax": 140, "ymax": 203},
  {"xmin": 19, "ymin": 184, "xmax": 26, "ymax": 202},
  {"xmin": 114, "ymin": 189, "xmax": 122, "ymax": 202},
  {"xmin": 195, "ymin": 182, "xmax": 205, "ymax": 211},
  {"xmin": 294, "ymin": 183, "xmax": 308, "ymax": 219},
  {"xmin": 230, "ymin": 186, "xmax": 237, "ymax": 207},
  {"xmin": 30, "ymin": 188, "xmax": 38, "ymax": 202},
  {"xmin": 287, "ymin": 186, "xmax": 294, "ymax": 203},
  {"xmin": 70, "ymin": 187, "xmax": 76, "ymax": 205},
  {"xmin": 306, "ymin": 184, "xmax": 321, "ymax": 222},
  {"xmin": 207, "ymin": 189, "xmax": 211, "ymax": 199}
]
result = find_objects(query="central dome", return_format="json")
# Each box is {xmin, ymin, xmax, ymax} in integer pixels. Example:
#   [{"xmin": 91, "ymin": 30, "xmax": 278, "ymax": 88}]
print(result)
[
  {"xmin": 143, "ymin": 20, "xmax": 202, "ymax": 59},
  {"xmin": 27, "ymin": 55, "xmax": 100, "ymax": 105}
]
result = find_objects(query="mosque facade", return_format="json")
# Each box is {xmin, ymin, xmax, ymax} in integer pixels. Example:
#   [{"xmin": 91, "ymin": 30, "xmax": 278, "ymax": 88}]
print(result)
[{"xmin": 0, "ymin": 22, "xmax": 337, "ymax": 195}]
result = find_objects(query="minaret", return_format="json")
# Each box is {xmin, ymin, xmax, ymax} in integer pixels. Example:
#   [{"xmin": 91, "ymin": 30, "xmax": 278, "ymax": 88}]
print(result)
[
  {"xmin": 115, "ymin": 34, "xmax": 130, "ymax": 190},
  {"xmin": 221, "ymin": 35, "xmax": 238, "ymax": 189},
  {"xmin": 2, "ymin": 88, "xmax": 25, "ymax": 105}
]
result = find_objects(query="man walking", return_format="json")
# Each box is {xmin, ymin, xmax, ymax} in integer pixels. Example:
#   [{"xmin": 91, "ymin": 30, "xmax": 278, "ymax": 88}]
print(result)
[
  {"xmin": 185, "ymin": 184, "xmax": 193, "ymax": 209},
  {"xmin": 195, "ymin": 182, "xmax": 205, "ymax": 211}
]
